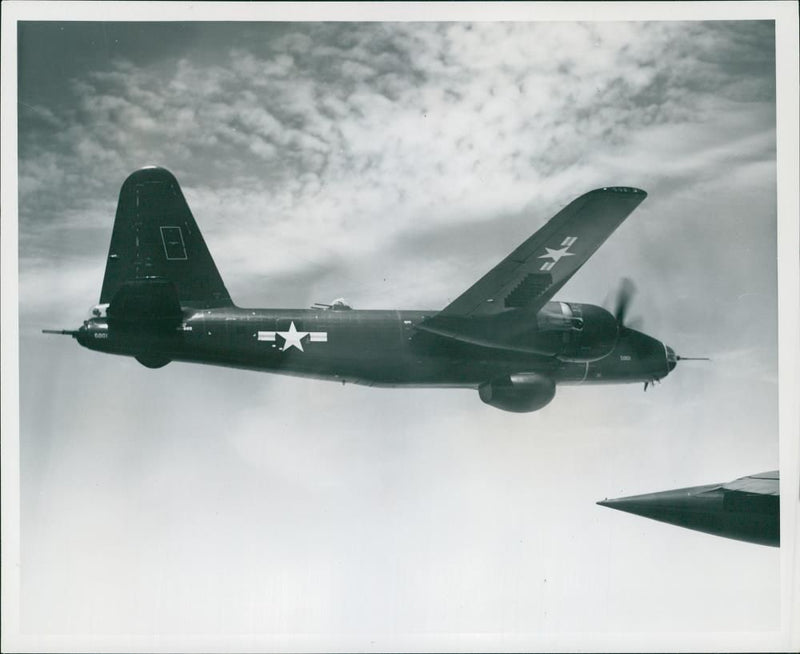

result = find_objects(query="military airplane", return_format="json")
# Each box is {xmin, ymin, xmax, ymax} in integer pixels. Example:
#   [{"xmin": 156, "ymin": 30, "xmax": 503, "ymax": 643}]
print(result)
[
  {"xmin": 598, "ymin": 471, "xmax": 779, "ymax": 547},
  {"xmin": 44, "ymin": 166, "xmax": 704, "ymax": 412}
]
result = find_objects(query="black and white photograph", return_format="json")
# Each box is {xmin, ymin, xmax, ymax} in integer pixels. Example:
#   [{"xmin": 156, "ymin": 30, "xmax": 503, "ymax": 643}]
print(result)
[{"xmin": 2, "ymin": 2, "xmax": 798, "ymax": 652}]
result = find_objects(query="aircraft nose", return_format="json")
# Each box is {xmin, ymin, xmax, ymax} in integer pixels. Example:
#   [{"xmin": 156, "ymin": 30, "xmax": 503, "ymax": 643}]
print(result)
[{"xmin": 666, "ymin": 345, "xmax": 677, "ymax": 372}]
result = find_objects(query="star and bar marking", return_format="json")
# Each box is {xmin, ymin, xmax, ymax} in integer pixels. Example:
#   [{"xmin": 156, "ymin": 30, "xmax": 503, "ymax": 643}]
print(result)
[
  {"xmin": 257, "ymin": 321, "xmax": 328, "ymax": 352},
  {"xmin": 539, "ymin": 236, "xmax": 578, "ymax": 271}
]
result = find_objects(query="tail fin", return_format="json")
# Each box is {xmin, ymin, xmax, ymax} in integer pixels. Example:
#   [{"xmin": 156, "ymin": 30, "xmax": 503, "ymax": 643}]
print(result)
[{"xmin": 99, "ymin": 166, "xmax": 233, "ymax": 309}]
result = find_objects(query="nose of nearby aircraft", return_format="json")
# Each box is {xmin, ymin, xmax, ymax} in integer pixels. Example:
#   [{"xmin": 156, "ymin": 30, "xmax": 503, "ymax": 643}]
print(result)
[{"xmin": 590, "ymin": 328, "xmax": 673, "ymax": 383}]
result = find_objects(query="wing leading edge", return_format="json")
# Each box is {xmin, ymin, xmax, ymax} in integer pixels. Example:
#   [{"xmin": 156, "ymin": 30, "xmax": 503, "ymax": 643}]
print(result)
[{"xmin": 431, "ymin": 187, "xmax": 647, "ymax": 319}]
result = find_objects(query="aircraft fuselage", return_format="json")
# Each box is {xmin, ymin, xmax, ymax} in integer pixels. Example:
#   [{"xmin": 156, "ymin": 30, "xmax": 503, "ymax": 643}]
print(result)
[{"xmin": 76, "ymin": 303, "xmax": 673, "ymax": 389}]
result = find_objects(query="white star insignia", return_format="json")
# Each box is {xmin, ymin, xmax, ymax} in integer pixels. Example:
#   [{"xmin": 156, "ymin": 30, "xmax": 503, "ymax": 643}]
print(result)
[
  {"xmin": 277, "ymin": 321, "xmax": 309, "ymax": 352},
  {"xmin": 257, "ymin": 324, "xmax": 327, "ymax": 351},
  {"xmin": 538, "ymin": 245, "xmax": 576, "ymax": 263}
]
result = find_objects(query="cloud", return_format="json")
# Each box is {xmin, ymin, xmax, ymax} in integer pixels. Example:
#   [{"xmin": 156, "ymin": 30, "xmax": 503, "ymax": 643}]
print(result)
[
  {"xmin": 18, "ymin": 22, "xmax": 775, "ymax": 238},
  {"xmin": 17, "ymin": 20, "xmax": 778, "ymax": 379}
]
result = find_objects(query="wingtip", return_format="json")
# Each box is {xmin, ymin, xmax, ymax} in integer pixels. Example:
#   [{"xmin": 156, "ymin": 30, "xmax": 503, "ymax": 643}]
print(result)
[{"xmin": 591, "ymin": 186, "xmax": 647, "ymax": 197}]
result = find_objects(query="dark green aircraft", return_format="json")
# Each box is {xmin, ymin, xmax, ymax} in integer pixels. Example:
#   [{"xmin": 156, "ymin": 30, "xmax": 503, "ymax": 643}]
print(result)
[
  {"xmin": 598, "ymin": 471, "xmax": 780, "ymax": 547},
  {"xmin": 45, "ymin": 166, "xmax": 700, "ymax": 412}
]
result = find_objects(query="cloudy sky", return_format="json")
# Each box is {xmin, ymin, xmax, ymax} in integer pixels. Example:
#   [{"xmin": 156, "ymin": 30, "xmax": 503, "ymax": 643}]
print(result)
[{"xmin": 4, "ymin": 4, "xmax": 798, "ymax": 652}]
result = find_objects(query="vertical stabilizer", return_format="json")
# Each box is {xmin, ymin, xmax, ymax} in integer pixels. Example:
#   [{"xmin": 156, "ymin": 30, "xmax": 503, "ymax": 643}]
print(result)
[{"xmin": 99, "ymin": 166, "xmax": 233, "ymax": 308}]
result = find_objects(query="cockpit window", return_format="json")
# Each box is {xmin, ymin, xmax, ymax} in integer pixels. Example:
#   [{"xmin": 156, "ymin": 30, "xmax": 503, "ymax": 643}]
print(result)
[
  {"xmin": 311, "ymin": 298, "xmax": 353, "ymax": 311},
  {"xmin": 86, "ymin": 303, "xmax": 109, "ymax": 320},
  {"xmin": 330, "ymin": 298, "xmax": 352, "ymax": 310}
]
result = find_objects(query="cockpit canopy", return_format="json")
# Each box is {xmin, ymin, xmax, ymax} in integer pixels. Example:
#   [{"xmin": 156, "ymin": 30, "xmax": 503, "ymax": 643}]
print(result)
[
  {"xmin": 86, "ymin": 303, "xmax": 109, "ymax": 320},
  {"xmin": 312, "ymin": 298, "xmax": 353, "ymax": 311},
  {"xmin": 330, "ymin": 298, "xmax": 352, "ymax": 310}
]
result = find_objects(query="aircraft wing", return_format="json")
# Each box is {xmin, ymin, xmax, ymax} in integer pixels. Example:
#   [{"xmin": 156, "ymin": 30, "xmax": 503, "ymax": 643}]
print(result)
[
  {"xmin": 597, "ymin": 470, "xmax": 780, "ymax": 547},
  {"xmin": 433, "ymin": 187, "xmax": 647, "ymax": 318}
]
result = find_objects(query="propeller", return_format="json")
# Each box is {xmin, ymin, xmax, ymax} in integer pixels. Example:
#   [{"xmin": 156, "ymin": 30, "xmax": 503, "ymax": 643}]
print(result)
[
  {"xmin": 613, "ymin": 277, "xmax": 636, "ymax": 326},
  {"xmin": 609, "ymin": 277, "xmax": 643, "ymax": 333},
  {"xmin": 607, "ymin": 279, "xmax": 710, "ymax": 394}
]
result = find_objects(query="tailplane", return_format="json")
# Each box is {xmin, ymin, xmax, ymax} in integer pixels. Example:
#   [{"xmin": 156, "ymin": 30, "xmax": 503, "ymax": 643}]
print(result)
[{"xmin": 99, "ymin": 166, "xmax": 233, "ymax": 311}]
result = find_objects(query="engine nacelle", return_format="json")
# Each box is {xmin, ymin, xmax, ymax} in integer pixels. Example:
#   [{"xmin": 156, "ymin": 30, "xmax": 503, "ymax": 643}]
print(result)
[
  {"xmin": 478, "ymin": 372, "xmax": 556, "ymax": 413},
  {"xmin": 537, "ymin": 302, "xmax": 619, "ymax": 362}
]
